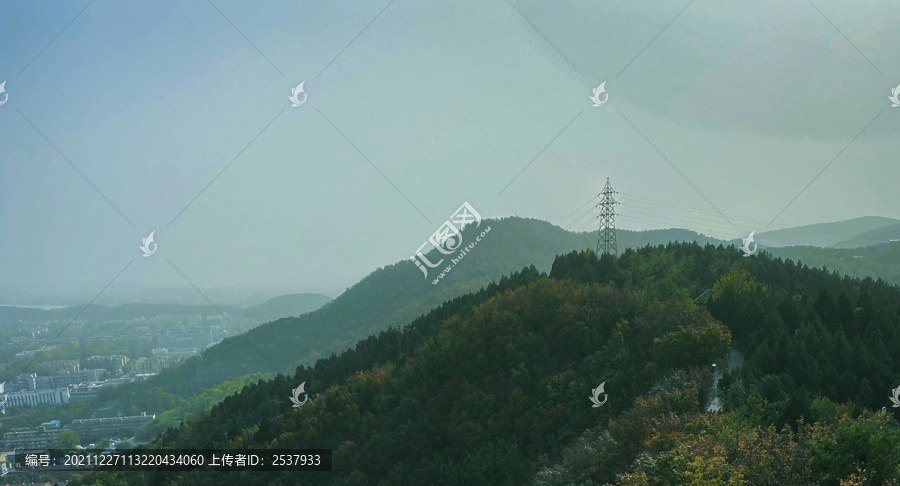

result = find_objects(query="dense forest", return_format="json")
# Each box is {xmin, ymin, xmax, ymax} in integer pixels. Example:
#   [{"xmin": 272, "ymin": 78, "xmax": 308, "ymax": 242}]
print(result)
[
  {"xmin": 73, "ymin": 217, "xmax": 721, "ymax": 418},
  {"xmin": 70, "ymin": 242, "xmax": 900, "ymax": 485},
  {"xmin": 39, "ymin": 218, "xmax": 900, "ymax": 435}
]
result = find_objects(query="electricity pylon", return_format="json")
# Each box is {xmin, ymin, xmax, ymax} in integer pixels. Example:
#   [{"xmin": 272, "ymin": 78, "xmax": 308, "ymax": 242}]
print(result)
[{"xmin": 596, "ymin": 177, "xmax": 618, "ymax": 255}]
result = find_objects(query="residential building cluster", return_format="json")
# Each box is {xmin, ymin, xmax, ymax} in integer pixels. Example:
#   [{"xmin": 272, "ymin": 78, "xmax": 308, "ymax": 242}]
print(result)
[
  {"xmin": 0, "ymin": 421, "xmax": 64, "ymax": 450},
  {"xmin": 72, "ymin": 412, "xmax": 154, "ymax": 443},
  {"xmin": 127, "ymin": 355, "xmax": 181, "ymax": 373},
  {"xmin": 0, "ymin": 387, "xmax": 71, "ymax": 408},
  {"xmin": 83, "ymin": 354, "xmax": 129, "ymax": 372},
  {"xmin": 29, "ymin": 369, "xmax": 106, "ymax": 389},
  {"xmin": 41, "ymin": 359, "xmax": 81, "ymax": 374},
  {"xmin": 153, "ymin": 326, "xmax": 226, "ymax": 356},
  {"xmin": 0, "ymin": 414, "xmax": 154, "ymax": 449},
  {"xmin": 0, "ymin": 357, "xmax": 164, "ymax": 410}
]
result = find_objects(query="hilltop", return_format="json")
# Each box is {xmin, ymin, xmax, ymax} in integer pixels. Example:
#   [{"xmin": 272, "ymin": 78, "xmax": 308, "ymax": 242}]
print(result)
[
  {"xmin": 834, "ymin": 221, "xmax": 900, "ymax": 249},
  {"xmin": 79, "ymin": 217, "xmax": 900, "ymax": 407},
  {"xmin": 752, "ymin": 216, "xmax": 899, "ymax": 247},
  {"xmin": 72, "ymin": 242, "xmax": 900, "ymax": 485}
]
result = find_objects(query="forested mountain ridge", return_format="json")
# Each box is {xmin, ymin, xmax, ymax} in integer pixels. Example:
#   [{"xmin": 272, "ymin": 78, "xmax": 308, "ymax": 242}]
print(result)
[
  {"xmin": 767, "ymin": 242, "xmax": 900, "ymax": 292},
  {"xmin": 73, "ymin": 218, "xmax": 900, "ymax": 443},
  {"xmin": 139, "ymin": 217, "xmax": 724, "ymax": 397},
  {"xmin": 833, "ymin": 222, "xmax": 900, "ymax": 249},
  {"xmin": 239, "ymin": 293, "xmax": 333, "ymax": 322},
  {"xmin": 751, "ymin": 216, "xmax": 899, "ymax": 248},
  {"xmin": 137, "ymin": 216, "xmax": 900, "ymax": 399},
  {"xmin": 72, "ymin": 243, "xmax": 900, "ymax": 485},
  {"xmin": 6, "ymin": 218, "xmax": 730, "ymax": 447}
]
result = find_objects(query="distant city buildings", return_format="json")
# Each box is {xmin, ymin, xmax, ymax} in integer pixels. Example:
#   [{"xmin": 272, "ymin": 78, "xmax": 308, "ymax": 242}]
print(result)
[
  {"xmin": 1, "ymin": 381, "xmax": 25, "ymax": 393},
  {"xmin": 0, "ymin": 388, "xmax": 70, "ymax": 409},
  {"xmin": 73, "ymin": 413, "xmax": 154, "ymax": 443},
  {"xmin": 33, "ymin": 369, "xmax": 105, "ymax": 390},
  {"xmin": 150, "ymin": 347, "xmax": 198, "ymax": 359},
  {"xmin": 0, "ymin": 410, "xmax": 156, "ymax": 448},
  {"xmin": 42, "ymin": 359, "xmax": 80, "ymax": 374},
  {"xmin": 84, "ymin": 354, "xmax": 129, "ymax": 371},
  {"xmin": 15, "ymin": 369, "xmax": 106, "ymax": 391},
  {"xmin": 0, "ymin": 422, "xmax": 65, "ymax": 450},
  {"xmin": 68, "ymin": 383, "xmax": 105, "ymax": 402},
  {"xmin": 69, "ymin": 376, "xmax": 143, "ymax": 402},
  {"xmin": 0, "ymin": 369, "xmax": 118, "ymax": 409},
  {"xmin": 127, "ymin": 355, "xmax": 181, "ymax": 373},
  {"xmin": 154, "ymin": 326, "xmax": 226, "ymax": 355},
  {"xmin": 0, "ymin": 356, "xmax": 182, "ymax": 410}
]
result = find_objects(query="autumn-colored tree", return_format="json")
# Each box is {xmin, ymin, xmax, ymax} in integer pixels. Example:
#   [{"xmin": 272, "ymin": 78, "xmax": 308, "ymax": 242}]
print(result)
[{"xmin": 712, "ymin": 268, "xmax": 758, "ymax": 301}]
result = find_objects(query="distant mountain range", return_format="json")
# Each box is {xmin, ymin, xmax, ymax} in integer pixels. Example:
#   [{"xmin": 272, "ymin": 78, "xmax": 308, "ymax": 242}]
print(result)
[
  {"xmin": 76, "ymin": 239, "xmax": 900, "ymax": 485},
  {"xmin": 23, "ymin": 215, "xmax": 900, "ymax": 448},
  {"xmin": 141, "ymin": 215, "xmax": 900, "ymax": 397},
  {"xmin": 239, "ymin": 293, "xmax": 332, "ymax": 322},
  {"xmin": 833, "ymin": 221, "xmax": 900, "ymax": 249},
  {"xmin": 6, "ymin": 216, "xmax": 898, "ymax": 331},
  {"xmin": 752, "ymin": 216, "xmax": 899, "ymax": 248},
  {"xmin": 0, "ymin": 293, "xmax": 332, "ymax": 325}
]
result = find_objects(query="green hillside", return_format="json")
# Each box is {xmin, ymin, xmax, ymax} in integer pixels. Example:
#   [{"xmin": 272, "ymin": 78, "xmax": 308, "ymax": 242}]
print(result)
[
  {"xmin": 768, "ymin": 242, "xmax": 900, "ymax": 287},
  {"xmin": 71, "ymin": 243, "xmax": 900, "ymax": 485},
  {"xmin": 2, "ymin": 219, "xmax": 727, "ymax": 448},
  {"xmin": 239, "ymin": 293, "xmax": 333, "ymax": 322},
  {"xmin": 139, "ymin": 217, "xmax": 723, "ymax": 397},
  {"xmin": 753, "ymin": 216, "xmax": 899, "ymax": 248},
  {"xmin": 59, "ymin": 218, "xmax": 900, "ymax": 430},
  {"xmin": 170, "ymin": 217, "xmax": 900, "ymax": 398},
  {"xmin": 834, "ymin": 222, "xmax": 900, "ymax": 249}
]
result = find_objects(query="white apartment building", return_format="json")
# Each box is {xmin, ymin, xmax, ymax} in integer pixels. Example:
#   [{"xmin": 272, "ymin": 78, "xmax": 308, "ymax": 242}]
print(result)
[{"xmin": 0, "ymin": 387, "xmax": 70, "ymax": 409}]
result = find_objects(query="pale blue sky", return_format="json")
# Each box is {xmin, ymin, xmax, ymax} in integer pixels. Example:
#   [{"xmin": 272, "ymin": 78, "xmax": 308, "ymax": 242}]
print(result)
[{"xmin": 1, "ymin": 0, "xmax": 899, "ymax": 304}]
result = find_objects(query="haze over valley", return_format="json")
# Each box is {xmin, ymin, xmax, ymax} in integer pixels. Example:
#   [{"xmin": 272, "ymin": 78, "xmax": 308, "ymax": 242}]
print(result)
[{"xmin": 3, "ymin": 0, "xmax": 900, "ymax": 483}]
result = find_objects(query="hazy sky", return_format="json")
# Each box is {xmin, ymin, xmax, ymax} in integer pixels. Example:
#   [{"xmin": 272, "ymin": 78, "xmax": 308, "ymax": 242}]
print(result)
[{"xmin": 1, "ymin": 0, "xmax": 899, "ymax": 305}]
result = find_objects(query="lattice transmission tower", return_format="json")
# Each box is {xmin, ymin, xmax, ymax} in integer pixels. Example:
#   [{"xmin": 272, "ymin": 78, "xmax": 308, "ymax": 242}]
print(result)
[{"xmin": 596, "ymin": 177, "xmax": 619, "ymax": 255}]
